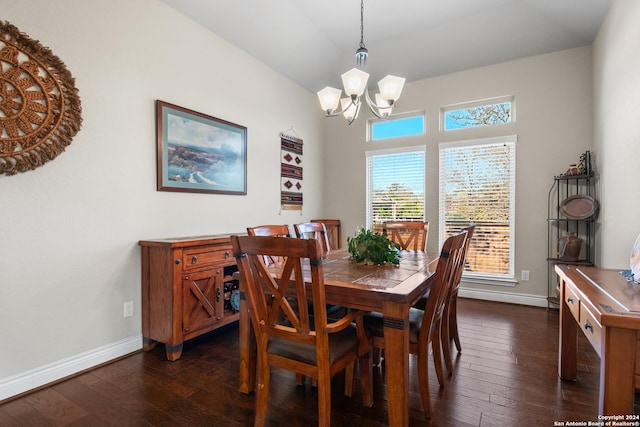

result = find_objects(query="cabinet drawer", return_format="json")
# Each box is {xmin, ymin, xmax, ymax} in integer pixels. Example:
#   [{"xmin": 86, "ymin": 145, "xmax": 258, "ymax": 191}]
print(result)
[
  {"xmin": 579, "ymin": 303, "xmax": 602, "ymax": 358},
  {"xmin": 564, "ymin": 284, "xmax": 581, "ymax": 322},
  {"xmin": 183, "ymin": 246, "xmax": 233, "ymax": 270}
]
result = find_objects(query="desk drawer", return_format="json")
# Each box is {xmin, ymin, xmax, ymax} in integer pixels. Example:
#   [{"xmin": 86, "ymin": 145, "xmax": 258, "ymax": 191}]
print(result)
[
  {"xmin": 183, "ymin": 246, "xmax": 233, "ymax": 270},
  {"xmin": 579, "ymin": 303, "xmax": 602, "ymax": 358},
  {"xmin": 564, "ymin": 284, "xmax": 581, "ymax": 322}
]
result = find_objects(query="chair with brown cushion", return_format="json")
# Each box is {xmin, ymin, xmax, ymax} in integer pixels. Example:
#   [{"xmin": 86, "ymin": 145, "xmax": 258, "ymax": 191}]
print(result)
[
  {"xmin": 382, "ymin": 221, "xmax": 429, "ymax": 251},
  {"xmin": 231, "ymin": 235, "xmax": 373, "ymax": 426},
  {"xmin": 248, "ymin": 224, "xmax": 309, "ymax": 385},
  {"xmin": 310, "ymin": 219, "xmax": 342, "ymax": 249},
  {"xmin": 441, "ymin": 225, "xmax": 475, "ymax": 374},
  {"xmin": 294, "ymin": 222, "xmax": 331, "ymax": 256},
  {"xmin": 363, "ymin": 230, "xmax": 467, "ymax": 419}
]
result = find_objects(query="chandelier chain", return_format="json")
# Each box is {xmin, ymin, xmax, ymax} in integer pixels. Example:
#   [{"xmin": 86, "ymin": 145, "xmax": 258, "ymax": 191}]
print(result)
[{"xmin": 359, "ymin": 0, "xmax": 365, "ymax": 49}]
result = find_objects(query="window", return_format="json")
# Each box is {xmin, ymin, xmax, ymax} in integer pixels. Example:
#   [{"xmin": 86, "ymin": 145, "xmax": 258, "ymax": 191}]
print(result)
[
  {"xmin": 439, "ymin": 136, "xmax": 516, "ymax": 282},
  {"xmin": 366, "ymin": 147, "xmax": 425, "ymax": 232},
  {"xmin": 370, "ymin": 114, "xmax": 424, "ymax": 141},
  {"xmin": 442, "ymin": 97, "xmax": 513, "ymax": 131}
]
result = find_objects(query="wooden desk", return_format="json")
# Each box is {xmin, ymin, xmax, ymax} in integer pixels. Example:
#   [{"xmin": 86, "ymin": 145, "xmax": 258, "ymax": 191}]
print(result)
[
  {"xmin": 238, "ymin": 249, "xmax": 439, "ymax": 426},
  {"xmin": 556, "ymin": 264, "xmax": 640, "ymax": 415}
]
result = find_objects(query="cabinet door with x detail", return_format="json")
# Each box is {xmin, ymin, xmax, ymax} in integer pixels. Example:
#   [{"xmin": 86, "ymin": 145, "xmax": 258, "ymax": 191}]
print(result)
[{"xmin": 182, "ymin": 268, "xmax": 223, "ymax": 336}]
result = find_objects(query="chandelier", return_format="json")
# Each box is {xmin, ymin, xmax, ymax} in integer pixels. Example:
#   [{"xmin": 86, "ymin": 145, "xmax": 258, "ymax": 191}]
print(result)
[{"xmin": 317, "ymin": 0, "xmax": 405, "ymax": 125}]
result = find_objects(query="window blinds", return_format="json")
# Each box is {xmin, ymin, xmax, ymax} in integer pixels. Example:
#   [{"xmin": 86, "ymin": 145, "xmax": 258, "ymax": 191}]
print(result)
[
  {"xmin": 439, "ymin": 137, "xmax": 516, "ymax": 279},
  {"xmin": 366, "ymin": 148, "xmax": 425, "ymax": 232}
]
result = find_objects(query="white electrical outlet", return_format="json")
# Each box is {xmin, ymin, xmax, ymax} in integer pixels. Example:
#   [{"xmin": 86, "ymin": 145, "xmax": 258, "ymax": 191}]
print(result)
[
  {"xmin": 124, "ymin": 301, "xmax": 133, "ymax": 317},
  {"xmin": 521, "ymin": 270, "xmax": 530, "ymax": 281}
]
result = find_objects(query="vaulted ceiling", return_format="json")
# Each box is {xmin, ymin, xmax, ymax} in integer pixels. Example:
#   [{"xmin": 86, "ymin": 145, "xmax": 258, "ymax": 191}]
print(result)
[{"xmin": 159, "ymin": 0, "xmax": 611, "ymax": 93}]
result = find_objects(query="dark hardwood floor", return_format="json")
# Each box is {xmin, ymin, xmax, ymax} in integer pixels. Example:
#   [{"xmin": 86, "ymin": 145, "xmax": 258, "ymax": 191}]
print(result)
[{"xmin": 1, "ymin": 298, "xmax": 637, "ymax": 426}]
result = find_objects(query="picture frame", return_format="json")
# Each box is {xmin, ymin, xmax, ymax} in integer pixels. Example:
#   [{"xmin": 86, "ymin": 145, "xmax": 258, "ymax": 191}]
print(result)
[{"xmin": 156, "ymin": 100, "xmax": 247, "ymax": 195}]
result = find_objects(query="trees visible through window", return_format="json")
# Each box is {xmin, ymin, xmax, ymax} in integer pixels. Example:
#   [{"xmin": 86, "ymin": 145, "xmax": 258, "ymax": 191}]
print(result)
[
  {"xmin": 366, "ymin": 148, "xmax": 425, "ymax": 232},
  {"xmin": 443, "ymin": 97, "xmax": 513, "ymax": 131},
  {"xmin": 439, "ymin": 136, "xmax": 516, "ymax": 281}
]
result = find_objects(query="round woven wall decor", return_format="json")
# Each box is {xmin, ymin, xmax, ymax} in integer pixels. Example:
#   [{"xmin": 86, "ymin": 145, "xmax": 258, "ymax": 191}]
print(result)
[{"xmin": 0, "ymin": 21, "xmax": 82, "ymax": 175}]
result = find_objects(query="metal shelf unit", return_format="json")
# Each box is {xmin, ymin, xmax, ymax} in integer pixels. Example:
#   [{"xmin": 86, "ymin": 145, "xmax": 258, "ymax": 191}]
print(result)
[{"xmin": 547, "ymin": 173, "xmax": 597, "ymax": 306}]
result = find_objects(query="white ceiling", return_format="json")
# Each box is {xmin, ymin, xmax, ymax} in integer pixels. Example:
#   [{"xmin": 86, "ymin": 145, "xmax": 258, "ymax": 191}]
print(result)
[{"xmin": 159, "ymin": 0, "xmax": 611, "ymax": 93}]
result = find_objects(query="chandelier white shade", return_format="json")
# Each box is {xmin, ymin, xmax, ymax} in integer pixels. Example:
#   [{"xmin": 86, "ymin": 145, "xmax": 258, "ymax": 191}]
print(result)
[{"xmin": 317, "ymin": 0, "xmax": 405, "ymax": 125}]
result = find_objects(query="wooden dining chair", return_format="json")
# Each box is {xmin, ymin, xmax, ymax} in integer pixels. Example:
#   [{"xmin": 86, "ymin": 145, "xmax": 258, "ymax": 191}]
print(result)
[
  {"xmin": 247, "ymin": 224, "xmax": 292, "ymax": 265},
  {"xmin": 441, "ymin": 225, "xmax": 475, "ymax": 374},
  {"xmin": 294, "ymin": 222, "xmax": 331, "ymax": 256},
  {"xmin": 310, "ymin": 219, "xmax": 342, "ymax": 249},
  {"xmin": 382, "ymin": 221, "xmax": 429, "ymax": 251},
  {"xmin": 296, "ymin": 221, "xmax": 347, "ymax": 321},
  {"xmin": 231, "ymin": 235, "xmax": 373, "ymax": 426},
  {"xmin": 363, "ymin": 230, "xmax": 467, "ymax": 419}
]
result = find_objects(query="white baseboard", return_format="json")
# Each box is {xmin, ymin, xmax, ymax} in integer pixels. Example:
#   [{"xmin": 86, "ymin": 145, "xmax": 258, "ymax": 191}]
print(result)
[
  {"xmin": 0, "ymin": 334, "xmax": 142, "ymax": 402},
  {"xmin": 459, "ymin": 287, "xmax": 549, "ymax": 308}
]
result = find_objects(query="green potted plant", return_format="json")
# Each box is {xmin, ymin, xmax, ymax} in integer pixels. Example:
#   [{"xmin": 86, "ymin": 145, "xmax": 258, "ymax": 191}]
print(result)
[{"xmin": 347, "ymin": 227, "xmax": 401, "ymax": 265}]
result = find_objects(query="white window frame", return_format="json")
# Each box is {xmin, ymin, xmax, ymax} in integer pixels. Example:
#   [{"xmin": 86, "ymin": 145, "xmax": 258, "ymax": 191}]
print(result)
[
  {"xmin": 366, "ymin": 145, "xmax": 426, "ymax": 230},
  {"xmin": 438, "ymin": 135, "xmax": 517, "ymax": 285}
]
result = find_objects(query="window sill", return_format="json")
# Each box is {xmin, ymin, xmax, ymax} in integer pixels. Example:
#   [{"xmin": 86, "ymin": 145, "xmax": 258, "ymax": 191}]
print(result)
[{"xmin": 461, "ymin": 276, "xmax": 517, "ymax": 287}]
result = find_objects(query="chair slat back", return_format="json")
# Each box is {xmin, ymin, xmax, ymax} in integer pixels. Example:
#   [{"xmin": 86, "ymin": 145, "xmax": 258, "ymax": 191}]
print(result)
[
  {"xmin": 247, "ymin": 224, "xmax": 292, "ymax": 237},
  {"xmin": 231, "ymin": 235, "xmax": 327, "ymax": 347},
  {"xmin": 451, "ymin": 225, "xmax": 475, "ymax": 294},
  {"xmin": 383, "ymin": 221, "xmax": 429, "ymax": 251},
  {"xmin": 295, "ymin": 222, "xmax": 331, "ymax": 256},
  {"xmin": 419, "ymin": 231, "xmax": 467, "ymax": 341},
  {"xmin": 247, "ymin": 224, "xmax": 292, "ymax": 265},
  {"xmin": 311, "ymin": 219, "xmax": 342, "ymax": 249}
]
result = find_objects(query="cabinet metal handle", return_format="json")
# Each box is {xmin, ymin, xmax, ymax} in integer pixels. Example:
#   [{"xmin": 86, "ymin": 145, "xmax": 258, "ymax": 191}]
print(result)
[
  {"xmin": 225, "ymin": 250, "xmax": 230, "ymax": 258},
  {"xmin": 567, "ymin": 297, "xmax": 574, "ymax": 305},
  {"xmin": 216, "ymin": 288, "xmax": 221, "ymax": 302},
  {"xmin": 584, "ymin": 320, "xmax": 594, "ymax": 333},
  {"xmin": 175, "ymin": 259, "xmax": 181, "ymax": 264},
  {"xmin": 191, "ymin": 255, "xmax": 198, "ymax": 264}
]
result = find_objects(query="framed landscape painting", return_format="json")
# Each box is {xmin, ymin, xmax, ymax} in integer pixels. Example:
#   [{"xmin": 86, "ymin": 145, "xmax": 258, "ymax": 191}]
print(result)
[{"xmin": 156, "ymin": 100, "xmax": 247, "ymax": 195}]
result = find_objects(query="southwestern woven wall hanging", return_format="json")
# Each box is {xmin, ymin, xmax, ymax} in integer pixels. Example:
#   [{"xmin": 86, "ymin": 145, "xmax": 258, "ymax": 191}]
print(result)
[
  {"xmin": 0, "ymin": 21, "xmax": 82, "ymax": 176},
  {"xmin": 280, "ymin": 133, "xmax": 303, "ymax": 210}
]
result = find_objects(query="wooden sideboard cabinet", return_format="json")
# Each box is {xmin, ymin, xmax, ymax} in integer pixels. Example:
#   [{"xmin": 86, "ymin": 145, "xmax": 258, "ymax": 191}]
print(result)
[{"xmin": 139, "ymin": 234, "xmax": 240, "ymax": 361}]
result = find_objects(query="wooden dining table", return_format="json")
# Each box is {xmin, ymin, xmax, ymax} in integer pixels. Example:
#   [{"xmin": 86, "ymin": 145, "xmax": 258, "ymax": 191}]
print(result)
[{"xmin": 237, "ymin": 249, "xmax": 439, "ymax": 427}]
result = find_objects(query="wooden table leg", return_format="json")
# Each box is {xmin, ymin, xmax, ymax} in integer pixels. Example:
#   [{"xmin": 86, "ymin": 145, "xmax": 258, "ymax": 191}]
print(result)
[
  {"xmin": 238, "ymin": 290, "xmax": 256, "ymax": 394},
  {"xmin": 600, "ymin": 327, "xmax": 636, "ymax": 415},
  {"xmin": 382, "ymin": 302, "xmax": 410, "ymax": 427}
]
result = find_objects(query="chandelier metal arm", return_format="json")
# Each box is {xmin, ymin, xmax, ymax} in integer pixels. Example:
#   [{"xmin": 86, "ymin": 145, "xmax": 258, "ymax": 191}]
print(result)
[
  {"xmin": 364, "ymin": 90, "xmax": 393, "ymax": 119},
  {"xmin": 321, "ymin": 96, "xmax": 360, "ymax": 125}
]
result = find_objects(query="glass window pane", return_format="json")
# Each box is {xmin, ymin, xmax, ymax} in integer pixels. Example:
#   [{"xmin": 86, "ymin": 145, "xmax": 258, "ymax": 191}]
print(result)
[
  {"xmin": 443, "ymin": 101, "xmax": 512, "ymax": 131},
  {"xmin": 439, "ymin": 137, "xmax": 516, "ymax": 279},
  {"xmin": 367, "ymin": 149, "xmax": 425, "ymax": 232},
  {"xmin": 371, "ymin": 116, "xmax": 424, "ymax": 140}
]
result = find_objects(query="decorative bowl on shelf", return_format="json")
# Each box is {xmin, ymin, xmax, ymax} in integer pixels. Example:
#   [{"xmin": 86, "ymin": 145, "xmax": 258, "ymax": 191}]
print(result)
[{"xmin": 560, "ymin": 195, "xmax": 598, "ymax": 220}]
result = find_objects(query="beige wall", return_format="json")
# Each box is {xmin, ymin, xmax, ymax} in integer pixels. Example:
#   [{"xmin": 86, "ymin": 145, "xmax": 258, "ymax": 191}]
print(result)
[
  {"xmin": 0, "ymin": 0, "xmax": 324, "ymax": 394},
  {"xmin": 593, "ymin": 0, "xmax": 640, "ymax": 268},
  {"xmin": 323, "ymin": 46, "xmax": 594, "ymax": 303}
]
